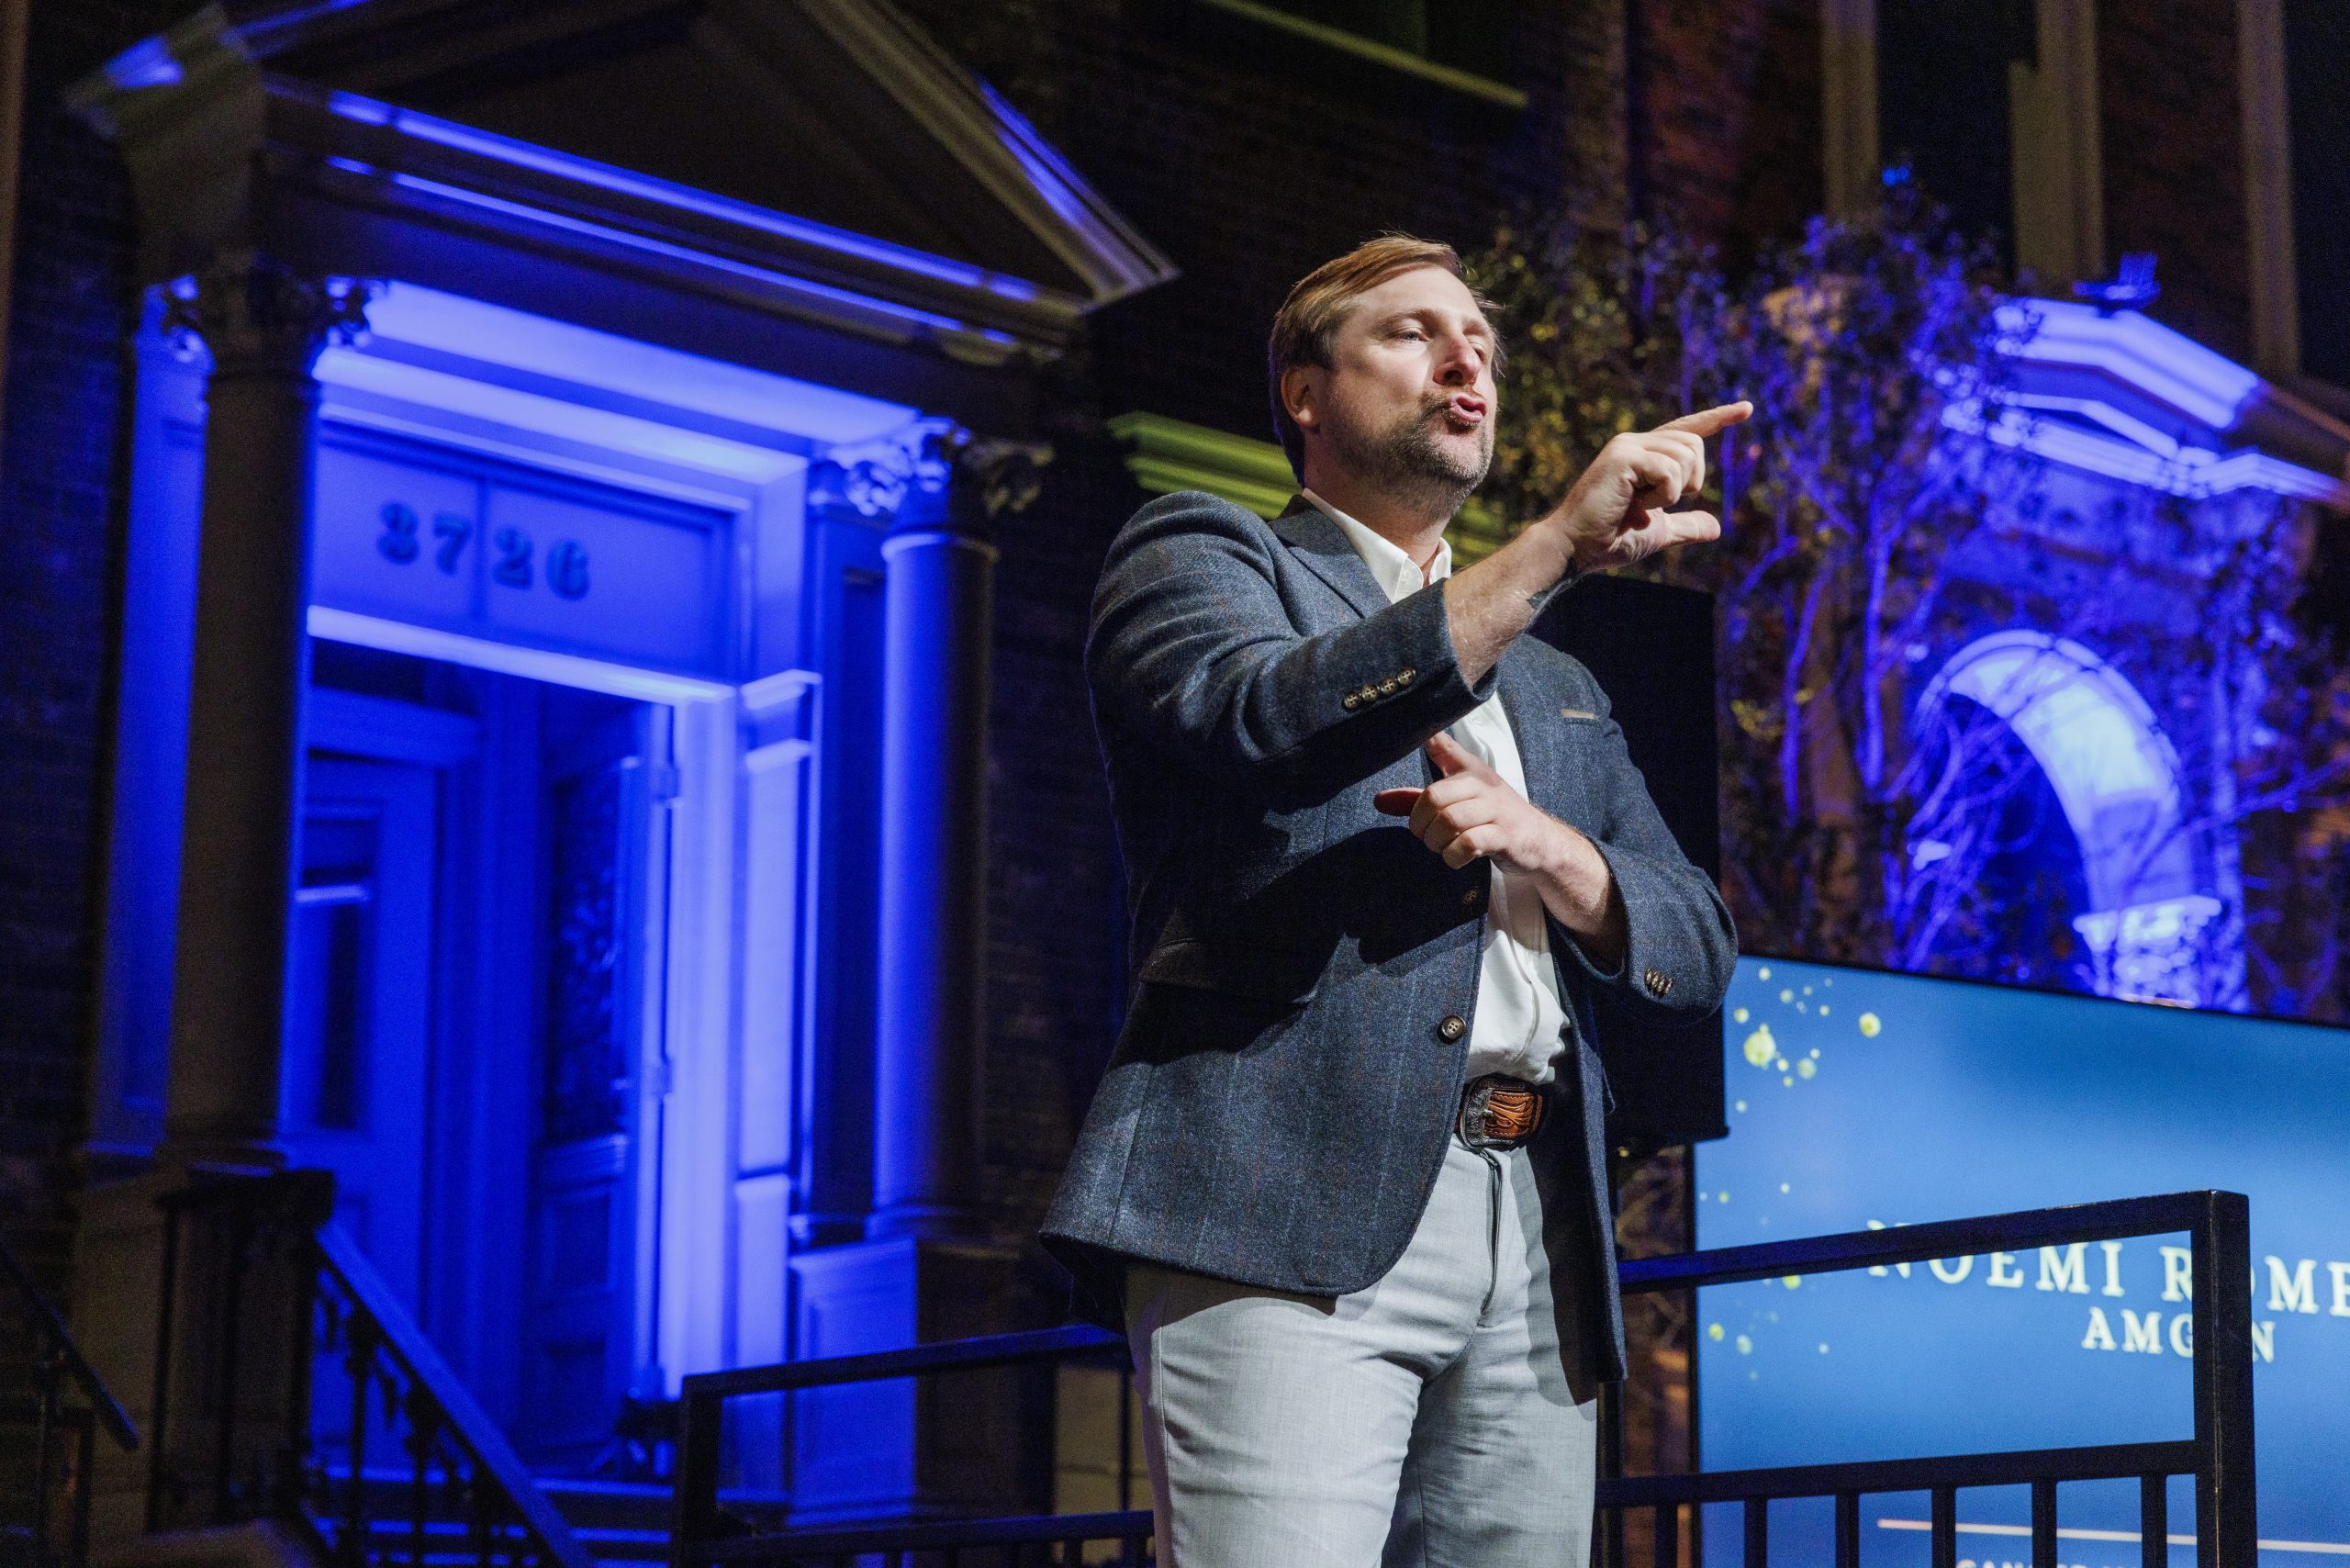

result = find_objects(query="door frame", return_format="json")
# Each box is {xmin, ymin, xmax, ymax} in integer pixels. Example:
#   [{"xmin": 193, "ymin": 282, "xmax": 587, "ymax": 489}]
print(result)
[{"xmin": 98, "ymin": 279, "xmax": 908, "ymax": 1417}]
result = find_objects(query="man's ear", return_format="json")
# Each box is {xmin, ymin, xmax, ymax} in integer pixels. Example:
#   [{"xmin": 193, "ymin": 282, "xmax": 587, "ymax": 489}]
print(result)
[{"xmin": 1281, "ymin": 364, "xmax": 1319, "ymax": 432}]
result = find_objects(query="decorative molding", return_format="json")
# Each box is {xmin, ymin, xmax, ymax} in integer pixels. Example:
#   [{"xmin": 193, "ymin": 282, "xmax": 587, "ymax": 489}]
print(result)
[
  {"xmin": 1109, "ymin": 410, "xmax": 1297, "ymax": 520},
  {"xmin": 161, "ymin": 251, "xmax": 372, "ymax": 378},
  {"xmin": 96, "ymin": 0, "xmax": 1178, "ymax": 363},
  {"xmin": 807, "ymin": 418, "xmax": 962, "ymax": 521},
  {"xmin": 1967, "ymin": 301, "xmax": 2350, "ymax": 505},
  {"xmin": 756, "ymin": 0, "xmax": 1180, "ymax": 306},
  {"xmin": 808, "ymin": 419, "xmax": 1053, "ymax": 535},
  {"xmin": 957, "ymin": 437, "xmax": 1052, "ymax": 521}
]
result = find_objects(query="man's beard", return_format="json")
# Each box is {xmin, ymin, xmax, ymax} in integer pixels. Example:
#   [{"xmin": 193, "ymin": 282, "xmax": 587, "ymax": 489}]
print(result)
[{"xmin": 1328, "ymin": 394, "xmax": 1493, "ymax": 516}]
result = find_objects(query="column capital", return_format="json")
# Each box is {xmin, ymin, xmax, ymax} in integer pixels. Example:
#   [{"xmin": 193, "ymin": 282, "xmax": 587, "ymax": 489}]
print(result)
[
  {"xmin": 162, "ymin": 251, "xmax": 373, "ymax": 381},
  {"xmin": 809, "ymin": 418, "xmax": 963, "ymax": 523},
  {"xmin": 810, "ymin": 419, "xmax": 1053, "ymax": 540}
]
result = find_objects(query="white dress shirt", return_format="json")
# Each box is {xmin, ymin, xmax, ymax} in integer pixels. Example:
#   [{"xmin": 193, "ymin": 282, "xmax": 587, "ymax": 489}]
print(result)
[{"xmin": 1305, "ymin": 488, "xmax": 1571, "ymax": 1086}]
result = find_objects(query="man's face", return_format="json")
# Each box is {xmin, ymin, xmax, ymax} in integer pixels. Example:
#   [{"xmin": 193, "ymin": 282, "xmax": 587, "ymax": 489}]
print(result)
[{"xmin": 1289, "ymin": 264, "xmax": 1498, "ymax": 508}]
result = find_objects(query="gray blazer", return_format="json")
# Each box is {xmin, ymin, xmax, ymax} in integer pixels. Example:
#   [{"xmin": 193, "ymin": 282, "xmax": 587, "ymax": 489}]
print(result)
[{"xmin": 1040, "ymin": 489, "xmax": 1736, "ymax": 1381}]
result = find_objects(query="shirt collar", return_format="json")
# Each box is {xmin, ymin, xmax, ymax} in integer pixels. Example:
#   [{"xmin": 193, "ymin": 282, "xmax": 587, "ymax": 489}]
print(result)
[{"xmin": 1303, "ymin": 487, "xmax": 1452, "ymax": 606}]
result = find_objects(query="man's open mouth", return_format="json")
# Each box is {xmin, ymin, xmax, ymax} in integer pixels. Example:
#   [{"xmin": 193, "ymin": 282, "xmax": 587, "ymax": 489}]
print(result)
[{"xmin": 1437, "ymin": 395, "xmax": 1487, "ymax": 427}]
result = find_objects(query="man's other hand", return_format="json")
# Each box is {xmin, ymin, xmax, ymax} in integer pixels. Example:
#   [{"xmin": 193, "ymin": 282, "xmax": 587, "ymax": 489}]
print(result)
[
  {"xmin": 1538, "ymin": 402, "xmax": 1751, "ymax": 574},
  {"xmin": 1375, "ymin": 731, "xmax": 1628, "ymax": 959},
  {"xmin": 1373, "ymin": 731, "xmax": 1567, "ymax": 873}
]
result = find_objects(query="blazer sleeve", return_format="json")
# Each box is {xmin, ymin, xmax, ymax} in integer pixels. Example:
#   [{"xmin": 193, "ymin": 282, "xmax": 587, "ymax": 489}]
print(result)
[
  {"xmin": 1087, "ymin": 490, "xmax": 1495, "ymax": 800},
  {"xmin": 1550, "ymin": 678, "xmax": 1739, "ymax": 1022}
]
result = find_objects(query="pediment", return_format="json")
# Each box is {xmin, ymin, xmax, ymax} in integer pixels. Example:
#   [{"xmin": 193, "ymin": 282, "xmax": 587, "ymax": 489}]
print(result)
[
  {"xmin": 77, "ymin": 0, "xmax": 1174, "ymax": 367},
  {"xmin": 1986, "ymin": 301, "xmax": 2350, "ymax": 505}
]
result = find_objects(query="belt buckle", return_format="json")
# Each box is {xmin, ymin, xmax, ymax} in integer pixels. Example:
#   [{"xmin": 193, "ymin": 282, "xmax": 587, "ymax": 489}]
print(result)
[{"xmin": 1459, "ymin": 1074, "xmax": 1542, "ymax": 1149}]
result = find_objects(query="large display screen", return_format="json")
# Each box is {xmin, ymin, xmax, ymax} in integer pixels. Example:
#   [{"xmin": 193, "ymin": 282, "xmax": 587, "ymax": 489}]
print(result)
[{"xmin": 1695, "ymin": 957, "xmax": 2350, "ymax": 1567}]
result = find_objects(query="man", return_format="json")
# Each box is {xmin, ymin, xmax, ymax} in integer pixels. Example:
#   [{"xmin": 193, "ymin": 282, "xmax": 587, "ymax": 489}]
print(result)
[{"xmin": 1041, "ymin": 234, "xmax": 1743, "ymax": 1566}]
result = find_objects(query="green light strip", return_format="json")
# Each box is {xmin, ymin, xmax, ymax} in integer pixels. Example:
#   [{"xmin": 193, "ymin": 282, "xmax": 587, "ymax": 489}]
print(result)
[{"xmin": 1109, "ymin": 410, "xmax": 1514, "ymax": 564}]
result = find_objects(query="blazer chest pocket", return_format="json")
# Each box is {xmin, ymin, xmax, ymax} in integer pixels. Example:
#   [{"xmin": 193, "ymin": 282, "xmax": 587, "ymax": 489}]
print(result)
[{"xmin": 1136, "ymin": 936, "xmax": 1324, "ymax": 1006}]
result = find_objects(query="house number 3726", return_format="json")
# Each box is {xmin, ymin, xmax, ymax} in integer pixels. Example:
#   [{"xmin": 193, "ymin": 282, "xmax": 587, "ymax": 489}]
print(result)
[{"xmin": 376, "ymin": 502, "xmax": 591, "ymax": 601}]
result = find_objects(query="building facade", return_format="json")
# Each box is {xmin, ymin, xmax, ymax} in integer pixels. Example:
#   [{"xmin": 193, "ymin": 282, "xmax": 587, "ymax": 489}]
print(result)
[{"xmin": 1, "ymin": 0, "xmax": 2346, "ymax": 1540}]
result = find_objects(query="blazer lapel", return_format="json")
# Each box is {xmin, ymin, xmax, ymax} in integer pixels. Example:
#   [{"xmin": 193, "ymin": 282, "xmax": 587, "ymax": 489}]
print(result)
[
  {"xmin": 1494, "ymin": 646, "xmax": 1563, "ymax": 819},
  {"xmin": 1268, "ymin": 493, "xmax": 1392, "ymax": 621}
]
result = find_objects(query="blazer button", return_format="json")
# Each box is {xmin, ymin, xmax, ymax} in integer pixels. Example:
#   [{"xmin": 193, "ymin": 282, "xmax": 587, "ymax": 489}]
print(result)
[
  {"xmin": 1437, "ymin": 1014, "xmax": 1467, "ymax": 1043},
  {"xmin": 1342, "ymin": 693, "xmax": 1360, "ymax": 711},
  {"xmin": 1358, "ymin": 684, "xmax": 1379, "ymax": 704},
  {"xmin": 1398, "ymin": 667, "xmax": 1416, "ymax": 684},
  {"xmin": 1643, "ymin": 968, "xmax": 1672, "ymax": 998}
]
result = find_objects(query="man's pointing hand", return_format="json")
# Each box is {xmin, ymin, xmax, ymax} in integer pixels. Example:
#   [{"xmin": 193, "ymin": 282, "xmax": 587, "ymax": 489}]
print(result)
[{"xmin": 1538, "ymin": 401, "xmax": 1751, "ymax": 574}]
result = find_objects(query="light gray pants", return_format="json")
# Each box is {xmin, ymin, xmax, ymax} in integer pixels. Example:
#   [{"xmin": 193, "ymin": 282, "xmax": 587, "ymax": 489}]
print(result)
[{"xmin": 1125, "ymin": 1136, "xmax": 1600, "ymax": 1568}]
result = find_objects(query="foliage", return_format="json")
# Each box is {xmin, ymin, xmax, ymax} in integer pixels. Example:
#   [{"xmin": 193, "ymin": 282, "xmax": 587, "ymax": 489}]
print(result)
[
  {"xmin": 1468, "ymin": 192, "xmax": 2350, "ymax": 1014},
  {"xmin": 1473, "ymin": 191, "xmax": 2034, "ymax": 975}
]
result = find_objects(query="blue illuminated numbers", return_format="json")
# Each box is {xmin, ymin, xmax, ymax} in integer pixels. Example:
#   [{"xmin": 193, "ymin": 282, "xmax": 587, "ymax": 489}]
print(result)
[
  {"xmin": 375, "ymin": 500, "xmax": 588, "ymax": 601},
  {"xmin": 376, "ymin": 502, "xmax": 420, "ymax": 564},
  {"xmin": 547, "ymin": 540, "xmax": 590, "ymax": 600},
  {"xmin": 432, "ymin": 513, "xmax": 471, "ymax": 573},
  {"xmin": 492, "ymin": 527, "xmax": 532, "ymax": 588}
]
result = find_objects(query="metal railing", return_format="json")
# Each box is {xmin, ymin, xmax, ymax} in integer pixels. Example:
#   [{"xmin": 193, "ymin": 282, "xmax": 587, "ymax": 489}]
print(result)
[
  {"xmin": 148, "ymin": 1172, "xmax": 591, "ymax": 1568},
  {"xmin": 670, "ymin": 1190, "xmax": 2255, "ymax": 1568},
  {"xmin": 0, "ymin": 1231, "xmax": 138, "ymax": 1568},
  {"xmin": 1604, "ymin": 1189, "xmax": 2253, "ymax": 1568}
]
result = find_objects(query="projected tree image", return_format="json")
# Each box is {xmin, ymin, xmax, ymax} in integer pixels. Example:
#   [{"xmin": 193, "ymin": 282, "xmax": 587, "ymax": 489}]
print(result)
[{"xmin": 1471, "ymin": 192, "xmax": 2350, "ymax": 1017}]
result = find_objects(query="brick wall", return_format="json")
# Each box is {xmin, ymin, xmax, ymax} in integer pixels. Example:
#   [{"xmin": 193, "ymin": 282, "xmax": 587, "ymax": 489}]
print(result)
[
  {"xmin": 2098, "ymin": 0, "xmax": 2253, "ymax": 362},
  {"xmin": 0, "ymin": 3, "xmax": 185, "ymax": 1300},
  {"xmin": 898, "ymin": 0, "xmax": 1598, "ymax": 442},
  {"xmin": 1634, "ymin": 0, "xmax": 1824, "ymax": 267}
]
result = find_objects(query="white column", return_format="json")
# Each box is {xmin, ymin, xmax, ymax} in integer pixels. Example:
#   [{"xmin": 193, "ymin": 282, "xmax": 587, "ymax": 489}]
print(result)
[
  {"xmin": 157, "ymin": 251, "xmax": 368, "ymax": 1168},
  {"xmin": 867, "ymin": 428, "xmax": 996, "ymax": 1240}
]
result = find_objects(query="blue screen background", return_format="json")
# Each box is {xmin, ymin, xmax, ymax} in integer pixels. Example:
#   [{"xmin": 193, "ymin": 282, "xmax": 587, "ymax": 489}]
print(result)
[{"xmin": 1694, "ymin": 957, "xmax": 2350, "ymax": 1568}]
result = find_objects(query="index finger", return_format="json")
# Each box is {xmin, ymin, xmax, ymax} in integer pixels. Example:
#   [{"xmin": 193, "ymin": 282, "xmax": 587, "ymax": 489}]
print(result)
[{"xmin": 1656, "ymin": 400, "xmax": 1752, "ymax": 438}]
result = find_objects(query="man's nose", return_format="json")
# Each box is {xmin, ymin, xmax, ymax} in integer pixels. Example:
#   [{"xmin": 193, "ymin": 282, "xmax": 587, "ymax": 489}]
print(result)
[{"xmin": 1433, "ymin": 333, "xmax": 1480, "ymax": 385}]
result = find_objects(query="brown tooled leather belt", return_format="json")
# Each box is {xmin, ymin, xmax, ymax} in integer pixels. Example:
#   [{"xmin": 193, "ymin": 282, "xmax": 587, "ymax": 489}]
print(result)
[{"xmin": 1458, "ymin": 1073, "xmax": 1546, "ymax": 1149}]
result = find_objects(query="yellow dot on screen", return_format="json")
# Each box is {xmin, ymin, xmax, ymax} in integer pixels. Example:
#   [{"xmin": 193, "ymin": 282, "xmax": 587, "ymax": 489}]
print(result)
[
  {"xmin": 1783, "ymin": 1075, "xmax": 1794, "ymax": 1086},
  {"xmin": 1858, "ymin": 1012, "xmax": 1882, "ymax": 1037},
  {"xmin": 1782, "ymin": 1276, "xmax": 1801, "ymax": 1290},
  {"xmin": 1779, "ymin": 1182, "xmax": 1790, "ymax": 1193},
  {"xmin": 1742, "ymin": 1026, "xmax": 1776, "ymax": 1067},
  {"xmin": 1796, "ymin": 1058, "xmax": 1817, "ymax": 1079},
  {"xmin": 1735, "ymin": 1100, "xmax": 1747, "ymax": 1113},
  {"xmin": 1758, "ymin": 966, "xmax": 1771, "ymax": 980},
  {"xmin": 1718, "ymin": 1192, "xmax": 1729, "ymax": 1204},
  {"xmin": 1818, "ymin": 1005, "xmax": 1830, "ymax": 1017},
  {"xmin": 1708, "ymin": 1323, "xmax": 1725, "ymax": 1341},
  {"xmin": 1735, "ymin": 1335, "xmax": 1753, "ymax": 1354},
  {"xmin": 1779, "ymin": 989, "xmax": 1794, "ymax": 1003},
  {"xmin": 1733, "ymin": 1007, "xmax": 1750, "ymax": 1023},
  {"xmin": 1818, "ymin": 1343, "xmax": 1830, "ymax": 1354}
]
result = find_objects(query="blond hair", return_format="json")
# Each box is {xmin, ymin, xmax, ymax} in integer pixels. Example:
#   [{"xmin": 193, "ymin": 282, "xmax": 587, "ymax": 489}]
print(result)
[{"xmin": 1266, "ymin": 234, "xmax": 1500, "ymax": 481}]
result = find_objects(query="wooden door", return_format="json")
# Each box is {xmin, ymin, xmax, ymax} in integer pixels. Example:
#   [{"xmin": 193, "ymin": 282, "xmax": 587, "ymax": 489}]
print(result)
[{"xmin": 285, "ymin": 756, "xmax": 438, "ymax": 1310}]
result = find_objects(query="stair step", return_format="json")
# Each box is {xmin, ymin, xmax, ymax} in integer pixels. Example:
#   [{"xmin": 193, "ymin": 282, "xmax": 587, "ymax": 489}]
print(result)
[{"xmin": 315, "ymin": 1466, "xmax": 678, "ymax": 1565}]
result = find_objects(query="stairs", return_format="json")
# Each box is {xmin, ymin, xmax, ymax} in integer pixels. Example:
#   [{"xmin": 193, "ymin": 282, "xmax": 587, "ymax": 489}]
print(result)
[
  {"xmin": 326, "ymin": 1472, "xmax": 673, "ymax": 1568},
  {"xmin": 540, "ymin": 1479, "xmax": 672, "ymax": 1567}
]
